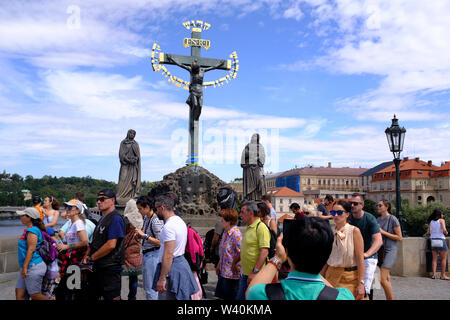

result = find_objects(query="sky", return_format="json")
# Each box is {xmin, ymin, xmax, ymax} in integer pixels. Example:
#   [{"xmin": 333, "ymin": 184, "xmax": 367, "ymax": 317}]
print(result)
[{"xmin": 0, "ymin": 0, "xmax": 449, "ymax": 184}]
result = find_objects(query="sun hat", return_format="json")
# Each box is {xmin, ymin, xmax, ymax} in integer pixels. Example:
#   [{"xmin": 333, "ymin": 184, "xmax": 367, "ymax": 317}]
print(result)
[
  {"xmin": 63, "ymin": 199, "xmax": 85, "ymax": 213},
  {"xmin": 16, "ymin": 207, "xmax": 41, "ymax": 219}
]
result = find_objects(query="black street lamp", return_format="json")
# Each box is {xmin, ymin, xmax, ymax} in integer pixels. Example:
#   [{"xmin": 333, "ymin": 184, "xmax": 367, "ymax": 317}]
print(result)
[{"xmin": 385, "ymin": 115, "xmax": 407, "ymax": 236}]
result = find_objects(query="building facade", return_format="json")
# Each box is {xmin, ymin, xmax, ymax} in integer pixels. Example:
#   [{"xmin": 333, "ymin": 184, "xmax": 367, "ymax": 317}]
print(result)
[
  {"xmin": 368, "ymin": 157, "xmax": 450, "ymax": 207},
  {"xmin": 266, "ymin": 187, "xmax": 314, "ymax": 217},
  {"xmin": 266, "ymin": 163, "xmax": 367, "ymax": 196}
]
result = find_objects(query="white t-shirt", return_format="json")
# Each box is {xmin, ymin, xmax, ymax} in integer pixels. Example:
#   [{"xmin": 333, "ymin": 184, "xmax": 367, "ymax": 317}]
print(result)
[
  {"xmin": 64, "ymin": 219, "xmax": 86, "ymax": 245},
  {"xmin": 158, "ymin": 215, "xmax": 187, "ymax": 263}
]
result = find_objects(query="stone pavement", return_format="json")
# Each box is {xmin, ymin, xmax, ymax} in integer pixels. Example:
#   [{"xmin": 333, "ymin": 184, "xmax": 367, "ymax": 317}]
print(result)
[{"xmin": 1, "ymin": 265, "xmax": 449, "ymax": 300}]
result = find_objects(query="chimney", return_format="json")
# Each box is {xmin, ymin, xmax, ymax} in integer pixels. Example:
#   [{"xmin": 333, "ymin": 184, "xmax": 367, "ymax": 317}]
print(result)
[
  {"xmin": 428, "ymin": 160, "xmax": 432, "ymax": 166},
  {"xmin": 328, "ymin": 162, "xmax": 331, "ymax": 168},
  {"xmin": 403, "ymin": 157, "xmax": 409, "ymax": 161},
  {"xmin": 415, "ymin": 157, "xmax": 419, "ymax": 162}
]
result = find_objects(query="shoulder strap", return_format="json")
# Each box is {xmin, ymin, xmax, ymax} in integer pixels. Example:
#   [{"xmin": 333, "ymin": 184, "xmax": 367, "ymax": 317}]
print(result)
[
  {"xmin": 317, "ymin": 285, "xmax": 339, "ymax": 300},
  {"xmin": 265, "ymin": 283, "xmax": 286, "ymax": 300}
]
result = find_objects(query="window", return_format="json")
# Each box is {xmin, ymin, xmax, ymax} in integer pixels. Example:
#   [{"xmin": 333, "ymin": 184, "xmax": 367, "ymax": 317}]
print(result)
[
  {"xmin": 307, "ymin": 178, "xmax": 310, "ymax": 185},
  {"xmin": 381, "ymin": 194, "xmax": 385, "ymax": 200},
  {"xmin": 280, "ymin": 206, "xmax": 284, "ymax": 212},
  {"xmin": 280, "ymin": 198, "xmax": 283, "ymax": 204},
  {"xmin": 388, "ymin": 194, "xmax": 393, "ymax": 200},
  {"xmin": 380, "ymin": 184, "xmax": 385, "ymax": 191},
  {"xmin": 373, "ymin": 195, "xmax": 377, "ymax": 201}
]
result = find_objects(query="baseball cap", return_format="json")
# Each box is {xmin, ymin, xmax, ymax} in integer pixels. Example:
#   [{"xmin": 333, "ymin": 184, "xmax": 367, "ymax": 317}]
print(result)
[
  {"xmin": 97, "ymin": 189, "xmax": 116, "ymax": 199},
  {"xmin": 17, "ymin": 207, "xmax": 41, "ymax": 219},
  {"xmin": 97, "ymin": 189, "xmax": 118, "ymax": 205},
  {"xmin": 63, "ymin": 199, "xmax": 85, "ymax": 213}
]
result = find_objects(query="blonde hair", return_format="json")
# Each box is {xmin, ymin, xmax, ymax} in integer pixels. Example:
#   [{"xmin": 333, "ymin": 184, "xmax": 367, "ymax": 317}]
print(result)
[{"xmin": 302, "ymin": 204, "xmax": 317, "ymax": 216}]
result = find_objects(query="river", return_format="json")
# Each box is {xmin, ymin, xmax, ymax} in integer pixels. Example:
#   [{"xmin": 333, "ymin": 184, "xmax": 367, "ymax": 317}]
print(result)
[{"xmin": 0, "ymin": 218, "xmax": 66, "ymax": 237}]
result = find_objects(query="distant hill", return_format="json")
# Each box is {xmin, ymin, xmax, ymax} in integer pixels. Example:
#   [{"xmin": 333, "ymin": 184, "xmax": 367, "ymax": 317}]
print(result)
[{"xmin": 0, "ymin": 171, "xmax": 155, "ymax": 207}]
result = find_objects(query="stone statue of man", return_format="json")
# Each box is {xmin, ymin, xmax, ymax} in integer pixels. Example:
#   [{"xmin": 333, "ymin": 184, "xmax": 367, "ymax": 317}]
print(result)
[
  {"xmin": 241, "ymin": 133, "xmax": 266, "ymax": 201},
  {"xmin": 116, "ymin": 129, "xmax": 141, "ymax": 205}
]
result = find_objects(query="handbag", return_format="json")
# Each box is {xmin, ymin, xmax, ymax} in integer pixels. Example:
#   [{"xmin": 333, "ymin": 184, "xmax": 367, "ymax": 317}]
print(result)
[
  {"xmin": 377, "ymin": 216, "xmax": 392, "ymax": 267},
  {"xmin": 431, "ymin": 239, "xmax": 444, "ymax": 248}
]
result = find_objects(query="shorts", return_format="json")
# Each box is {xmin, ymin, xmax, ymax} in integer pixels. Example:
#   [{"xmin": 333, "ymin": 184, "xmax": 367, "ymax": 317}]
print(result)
[
  {"xmin": 93, "ymin": 267, "xmax": 122, "ymax": 300},
  {"xmin": 325, "ymin": 266, "xmax": 358, "ymax": 298},
  {"xmin": 215, "ymin": 275, "xmax": 239, "ymax": 300},
  {"xmin": 363, "ymin": 258, "xmax": 378, "ymax": 294},
  {"xmin": 431, "ymin": 238, "xmax": 448, "ymax": 251},
  {"xmin": 16, "ymin": 262, "xmax": 47, "ymax": 295}
]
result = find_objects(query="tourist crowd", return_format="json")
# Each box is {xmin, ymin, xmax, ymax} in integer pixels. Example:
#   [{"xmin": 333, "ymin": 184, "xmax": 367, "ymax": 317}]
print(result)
[{"xmin": 14, "ymin": 189, "xmax": 448, "ymax": 301}]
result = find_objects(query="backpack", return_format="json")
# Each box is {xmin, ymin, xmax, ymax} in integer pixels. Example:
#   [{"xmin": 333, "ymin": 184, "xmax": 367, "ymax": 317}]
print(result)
[
  {"xmin": 203, "ymin": 228, "xmax": 220, "ymax": 265},
  {"xmin": 38, "ymin": 230, "xmax": 58, "ymax": 265},
  {"xmin": 184, "ymin": 225, "xmax": 204, "ymax": 272},
  {"xmin": 256, "ymin": 221, "xmax": 276, "ymax": 259}
]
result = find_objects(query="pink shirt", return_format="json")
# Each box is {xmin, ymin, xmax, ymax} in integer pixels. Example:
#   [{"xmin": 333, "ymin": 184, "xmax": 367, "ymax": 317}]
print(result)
[{"xmin": 219, "ymin": 226, "xmax": 242, "ymax": 279}]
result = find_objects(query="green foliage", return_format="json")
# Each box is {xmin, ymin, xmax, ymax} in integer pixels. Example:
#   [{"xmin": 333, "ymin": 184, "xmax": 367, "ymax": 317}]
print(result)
[
  {"xmin": 364, "ymin": 199, "xmax": 377, "ymax": 216},
  {"xmin": 391, "ymin": 201, "xmax": 450, "ymax": 237},
  {"xmin": 0, "ymin": 170, "xmax": 155, "ymax": 207}
]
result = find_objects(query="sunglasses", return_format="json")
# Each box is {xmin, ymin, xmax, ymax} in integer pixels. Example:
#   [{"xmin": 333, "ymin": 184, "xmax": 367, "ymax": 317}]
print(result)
[
  {"xmin": 65, "ymin": 206, "xmax": 75, "ymax": 211},
  {"xmin": 330, "ymin": 210, "xmax": 345, "ymax": 216},
  {"xmin": 96, "ymin": 197, "xmax": 111, "ymax": 202},
  {"xmin": 377, "ymin": 204, "xmax": 384, "ymax": 207},
  {"xmin": 350, "ymin": 202, "xmax": 361, "ymax": 206}
]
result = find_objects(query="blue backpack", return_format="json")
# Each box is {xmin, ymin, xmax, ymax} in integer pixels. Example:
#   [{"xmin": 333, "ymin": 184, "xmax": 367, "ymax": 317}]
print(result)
[{"xmin": 38, "ymin": 230, "xmax": 58, "ymax": 265}]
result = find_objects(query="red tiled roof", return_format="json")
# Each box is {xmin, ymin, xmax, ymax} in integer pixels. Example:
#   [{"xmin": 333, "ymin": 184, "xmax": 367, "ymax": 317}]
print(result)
[
  {"xmin": 268, "ymin": 187, "xmax": 304, "ymax": 198},
  {"xmin": 373, "ymin": 157, "xmax": 449, "ymax": 181}
]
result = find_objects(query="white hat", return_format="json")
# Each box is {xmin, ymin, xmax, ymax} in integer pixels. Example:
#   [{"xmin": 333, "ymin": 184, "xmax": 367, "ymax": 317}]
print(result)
[
  {"xmin": 63, "ymin": 199, "xmax": 84, "ymax": 213},
  {"xmin": 17, "ymin": 207, "xmax": 40, "ymax": 219}
]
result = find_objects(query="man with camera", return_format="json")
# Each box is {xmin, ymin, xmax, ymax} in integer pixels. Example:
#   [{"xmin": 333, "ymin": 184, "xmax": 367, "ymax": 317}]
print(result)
[{"xmin": 246, "ymin": 217, "xmax": 354, "ymax": 300}]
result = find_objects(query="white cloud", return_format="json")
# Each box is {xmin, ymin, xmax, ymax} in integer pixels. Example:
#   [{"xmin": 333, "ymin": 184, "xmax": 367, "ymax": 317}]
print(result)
[{"xmin": 276, "ymin": 0, "xmax": 450, "ymax": 121}]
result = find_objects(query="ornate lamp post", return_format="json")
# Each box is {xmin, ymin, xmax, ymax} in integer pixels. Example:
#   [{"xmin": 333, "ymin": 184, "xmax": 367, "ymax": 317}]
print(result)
[{"xmin": 385, "ymin": 115, "xmax": 407, "ymax": 236}]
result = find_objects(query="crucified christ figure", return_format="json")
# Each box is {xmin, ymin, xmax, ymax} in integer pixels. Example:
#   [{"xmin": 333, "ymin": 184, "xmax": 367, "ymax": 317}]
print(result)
[{"xmin": 166, "ymin": 54, "xmax": 225, "ymax": 121}]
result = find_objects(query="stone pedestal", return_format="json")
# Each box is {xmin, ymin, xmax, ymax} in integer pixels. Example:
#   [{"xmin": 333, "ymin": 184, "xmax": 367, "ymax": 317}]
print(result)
[{"xmin": 152, "ymin": 165, "xmax": 228, "ymax": 217}]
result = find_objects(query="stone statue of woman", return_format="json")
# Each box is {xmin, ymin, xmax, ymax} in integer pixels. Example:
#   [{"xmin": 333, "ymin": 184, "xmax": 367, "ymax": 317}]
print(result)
[
  {"xmin": 116, "ymin": 129, "xmax": 141, "ymax": 205},
  {"xmin": 241, "ymin": 133, "xmax": 266, "ymax": 201}
]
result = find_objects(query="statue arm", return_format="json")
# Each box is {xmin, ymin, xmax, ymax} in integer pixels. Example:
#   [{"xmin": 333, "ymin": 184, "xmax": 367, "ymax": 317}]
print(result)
[
  {"xmin": 203, "ymin": 60, "xmax": 225, "ymax": 72},
  {"xmin": 167, "ymin": 54, "xmax": 191, "ymax": 72}
]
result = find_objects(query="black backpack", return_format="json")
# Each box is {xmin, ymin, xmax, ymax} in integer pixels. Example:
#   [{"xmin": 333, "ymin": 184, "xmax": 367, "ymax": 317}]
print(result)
[
  {"xmin": 203, "ymin": 228, "xmax": 220, "ymax": 265},
  {"xmin": 256, "ymin": 221, "xmax": 276, "ymax": 259}
]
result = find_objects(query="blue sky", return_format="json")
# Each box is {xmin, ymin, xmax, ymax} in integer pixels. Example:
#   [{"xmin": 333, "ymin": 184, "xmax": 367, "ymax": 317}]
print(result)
[{"xmin": 0, "ymin": 0, "xmax": 449, "ymax": 184}]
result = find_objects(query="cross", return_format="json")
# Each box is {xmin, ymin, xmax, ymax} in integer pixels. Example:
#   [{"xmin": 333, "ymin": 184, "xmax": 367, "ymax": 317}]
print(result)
[{"xmin": 157, "ymin": 21, "xmax": 232, "ymax": 167}]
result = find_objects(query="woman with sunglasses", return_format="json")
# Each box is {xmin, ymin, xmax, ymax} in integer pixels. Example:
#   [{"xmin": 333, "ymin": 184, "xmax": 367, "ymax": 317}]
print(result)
[
  {"xmin": 321, "ymin": 200, "xmax": 365, "ymax": 300},
  {"xmin": 376, "ymin": 199, "xmax": 402, "ymax": 299}
]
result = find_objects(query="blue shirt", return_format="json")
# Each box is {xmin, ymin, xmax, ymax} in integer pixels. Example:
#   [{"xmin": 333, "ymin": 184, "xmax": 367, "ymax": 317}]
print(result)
[
  {"xmin": 247, "ymin": 270, "xmax": 355, "ymax": 300},
  {"xmin": 18, "ymin": 226, "xmax": 43, "ymax": 268}
]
